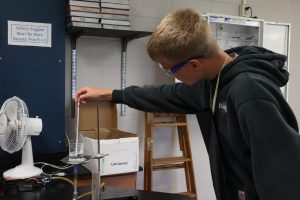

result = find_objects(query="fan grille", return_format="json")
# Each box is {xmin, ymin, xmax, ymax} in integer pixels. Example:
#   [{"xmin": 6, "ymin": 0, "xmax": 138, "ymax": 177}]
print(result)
[{"xmin": 0, "ymin": 97, "xmax": 28, "ymax": 153}]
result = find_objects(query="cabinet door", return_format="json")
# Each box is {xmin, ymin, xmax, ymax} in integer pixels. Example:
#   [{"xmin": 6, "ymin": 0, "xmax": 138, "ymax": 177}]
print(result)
[{"xmin": 262, "ymin": 22, "xmax": 290, "ymax": 100}]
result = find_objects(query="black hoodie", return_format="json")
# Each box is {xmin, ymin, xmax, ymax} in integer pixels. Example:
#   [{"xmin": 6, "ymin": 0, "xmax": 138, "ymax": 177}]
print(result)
[{"xmin": 112, "ymin": 46, "xmax": 300, "ymax": 200}]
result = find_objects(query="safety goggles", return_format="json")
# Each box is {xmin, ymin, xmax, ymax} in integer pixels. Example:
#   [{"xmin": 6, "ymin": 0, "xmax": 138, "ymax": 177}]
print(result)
[{"xmin": 159, "ymin": 55, "xmax": 204, "ymax": 77}]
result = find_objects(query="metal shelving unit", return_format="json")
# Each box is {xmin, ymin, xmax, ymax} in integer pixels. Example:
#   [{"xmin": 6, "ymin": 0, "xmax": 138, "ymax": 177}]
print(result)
[{"xmin": 66, "ymin": 27, "xmax": 152, "ymax": 116}]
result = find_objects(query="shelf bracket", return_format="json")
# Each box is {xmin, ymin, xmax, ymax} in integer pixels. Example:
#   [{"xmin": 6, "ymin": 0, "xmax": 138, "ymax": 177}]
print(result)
[
  {"xmin": 71, "ymin": 35, "xmax": 80, "ymax": 118},
  {"xmin": 120, "ymin": 38, "xmax": 128, "ymax": 116}
]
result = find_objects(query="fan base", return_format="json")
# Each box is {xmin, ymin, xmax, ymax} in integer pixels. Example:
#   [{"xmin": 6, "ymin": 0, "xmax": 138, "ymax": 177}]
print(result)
[{"xmin": 3, "ymin": 164, "xmax": 42, "ymax": 180}]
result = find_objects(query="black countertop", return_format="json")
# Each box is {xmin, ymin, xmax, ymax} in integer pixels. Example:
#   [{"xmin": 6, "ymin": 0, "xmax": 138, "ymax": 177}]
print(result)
[{"xmin": 1, "ymin": 179, "xmax": 193, "ymax": 200}]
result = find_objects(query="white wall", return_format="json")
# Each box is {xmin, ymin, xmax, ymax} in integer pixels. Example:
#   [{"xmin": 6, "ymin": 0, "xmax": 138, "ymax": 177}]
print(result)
[{"xmin": 65, "ymin": 1, "xmax": 300, "ymax": 199}]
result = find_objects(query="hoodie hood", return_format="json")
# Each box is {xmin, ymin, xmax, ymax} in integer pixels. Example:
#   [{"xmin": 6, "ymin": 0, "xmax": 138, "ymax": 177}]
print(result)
[{"xmin": 220, "ymin": 46, "xmax": 288, "ymax": 87}]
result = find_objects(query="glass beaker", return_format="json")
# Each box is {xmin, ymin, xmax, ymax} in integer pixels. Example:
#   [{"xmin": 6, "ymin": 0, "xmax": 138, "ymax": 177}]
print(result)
[{"xmin": 68, "ymin": 133, "xmax": 85, "ymax": 163}]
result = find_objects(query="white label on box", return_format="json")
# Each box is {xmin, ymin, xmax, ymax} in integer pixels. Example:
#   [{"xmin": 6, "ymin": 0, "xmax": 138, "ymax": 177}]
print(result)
[
  {"xmin": 101, "ymin": 151, "xmax": 138, "ymax": 175},
  {"xmin": 83, "ymin": 136, "xmax": 139, "ymax": 175}
]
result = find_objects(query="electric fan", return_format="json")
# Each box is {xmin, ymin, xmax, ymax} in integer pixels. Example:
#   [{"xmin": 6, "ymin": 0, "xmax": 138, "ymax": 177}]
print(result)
[{"xmin": 0, "ymin": 96, "xmax": 43, "ymax": 179}]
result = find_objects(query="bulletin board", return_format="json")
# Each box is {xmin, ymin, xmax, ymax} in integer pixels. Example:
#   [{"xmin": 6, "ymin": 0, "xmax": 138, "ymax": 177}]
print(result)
[{"xmin": 0, "ymin": 0, "xmax": 66, "ymax": 155}]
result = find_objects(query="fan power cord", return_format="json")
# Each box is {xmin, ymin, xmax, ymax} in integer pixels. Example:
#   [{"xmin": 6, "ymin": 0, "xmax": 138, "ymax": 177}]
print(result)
[
  {"xmin": 34, "ymin": 162, "xmax": 73, "ymax": 170},
  {"xmin": 34, "ymin": 162, "xmax": 73, "ymax": 176}
]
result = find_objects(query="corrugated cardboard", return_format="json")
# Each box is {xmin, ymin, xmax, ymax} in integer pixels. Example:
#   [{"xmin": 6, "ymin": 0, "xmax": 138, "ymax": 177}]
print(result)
[
  {"xmin": 79, "ymin": 101, "xmax": 139, "ymax": 175},
  {"xmin": 79, "ymin": 101, "xmax": 117, "ymax": 130}
]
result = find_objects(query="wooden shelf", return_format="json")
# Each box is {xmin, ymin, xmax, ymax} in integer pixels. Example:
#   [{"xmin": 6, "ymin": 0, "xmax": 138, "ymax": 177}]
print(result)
[{"xmin": 66, "ymin": 27, "xmax": 152, "ymax": 41}]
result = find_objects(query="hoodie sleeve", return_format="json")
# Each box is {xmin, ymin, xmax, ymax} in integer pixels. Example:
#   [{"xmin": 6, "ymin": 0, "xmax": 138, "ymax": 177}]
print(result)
[
  {"xmin": 237, "ymin": 98, "xmax": 300, "ymax": 199},
  {"xmin": 112, "ymin": 82, "xmax": 210, "ymax": 114}
]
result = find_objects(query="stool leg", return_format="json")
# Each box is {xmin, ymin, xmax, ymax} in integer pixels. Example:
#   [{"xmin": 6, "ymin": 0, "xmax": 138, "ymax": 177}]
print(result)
[{"xmin": 144, "ymin": 113, "xmax": 153, "ymax": 191}]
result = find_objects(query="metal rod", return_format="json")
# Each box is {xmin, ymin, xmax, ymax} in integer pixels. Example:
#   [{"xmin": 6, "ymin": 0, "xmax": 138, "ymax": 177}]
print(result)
[
  {"xmin": 96, "ymin": 101, "xmax": 100, "ymax": 172},
  {"xmin": 73, "ymin": 165, "xmax": 78, "ymax": 200},
  {"xmin": 96, "ymin": 100, "xmax": 101, "ymax": 198},
  {"xmin": 75, "ymin": 106, "xmax": 80, "ymax": 157}
]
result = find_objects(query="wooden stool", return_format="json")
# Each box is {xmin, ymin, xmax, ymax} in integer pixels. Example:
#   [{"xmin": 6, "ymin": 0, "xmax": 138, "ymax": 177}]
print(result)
[{"xmin": 144, "ymin": 113, "xmax": 197, "ymax": 199}]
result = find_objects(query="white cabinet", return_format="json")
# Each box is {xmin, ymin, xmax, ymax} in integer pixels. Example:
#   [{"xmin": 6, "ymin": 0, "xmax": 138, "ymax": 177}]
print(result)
[
  {"xmin": 262, "ymin": 22, "xmax": 291, "ymax": 99},
  {"xmin": 205, "ymin": 13, "xmax": 290, "ymax": 99}
]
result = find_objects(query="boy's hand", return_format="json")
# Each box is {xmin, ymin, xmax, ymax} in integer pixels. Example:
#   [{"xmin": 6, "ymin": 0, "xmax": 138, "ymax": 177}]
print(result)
[{"xmin": 75, "ymin": 87, "xmax": 112, "ymax": 106}]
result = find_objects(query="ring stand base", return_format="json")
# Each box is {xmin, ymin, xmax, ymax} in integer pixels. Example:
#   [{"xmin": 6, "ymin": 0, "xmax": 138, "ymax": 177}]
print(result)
[{"xmin": 61, "ymin": 156, "xmax": 88, "ymax": 165}]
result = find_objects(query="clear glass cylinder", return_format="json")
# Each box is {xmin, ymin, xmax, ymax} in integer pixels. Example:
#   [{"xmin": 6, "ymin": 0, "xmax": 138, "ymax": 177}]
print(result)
[
  {"xmin": 91, "ymin": 170, "xmax": 101, "ymax": 200},
  {"xmin": 68, "ymin": 132, "xmax": 85, "ymax": 162}
]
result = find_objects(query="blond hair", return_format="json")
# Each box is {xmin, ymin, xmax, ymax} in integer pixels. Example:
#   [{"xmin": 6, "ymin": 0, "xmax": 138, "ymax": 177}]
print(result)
[{"xmin": 147, "ymin": 8, "xmax": 218, "ymax": 63}]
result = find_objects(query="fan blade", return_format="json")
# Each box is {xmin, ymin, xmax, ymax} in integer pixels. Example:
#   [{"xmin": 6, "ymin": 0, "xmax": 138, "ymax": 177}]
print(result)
[
  {"xmin": 0, "ymin": 113, "xmax": 8, "ymax": 135},
  {"xmin": 6, "ymin": 101, "xmax": 18, "ymax": 121}
]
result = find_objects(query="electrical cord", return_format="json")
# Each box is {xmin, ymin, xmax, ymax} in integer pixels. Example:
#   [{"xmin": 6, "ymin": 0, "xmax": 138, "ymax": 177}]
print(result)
[
  {"xmin": 34, "ymin": 162, "xmax": 73, "ymax": 170},
  {"xmin": 77, "ymin": 191, "xmax": 92, "ymax": 200},
  {"xmin": 34, "ymin": 161, "xmax": 73, "ymax": 176},
  {"xmin": 52, "ymin": 177, "xmax": 75, "ymax": 186},
  {"xmin": 77, "ymin": 182, "xmax": 105, "ymax": 200},
  {"xmin": 245, "ymin": 6, "xmax": 257, "ymax": 18},
  {"xmin": 245, "ymin": 6, "xmax": 252, "ymax": 17}
]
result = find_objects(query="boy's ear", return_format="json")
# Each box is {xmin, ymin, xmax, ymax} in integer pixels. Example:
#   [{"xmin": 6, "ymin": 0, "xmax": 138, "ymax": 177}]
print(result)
[{"xmin": 189, "ymin": 59, "xmax": 203, "ymax": 71}]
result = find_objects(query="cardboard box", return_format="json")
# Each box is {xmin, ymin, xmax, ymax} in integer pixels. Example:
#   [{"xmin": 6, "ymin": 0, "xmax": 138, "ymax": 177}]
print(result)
[
  {"xmin": 79, "ymin": 101, "xmax": 139, "ymax": 176},
  {"xmin": 79, "ymin": 101, "xmax": 117, "ymax": 130},
  {"xmin": 81, "ymin": 129, "xmax": 139, "ymax": 176}
]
